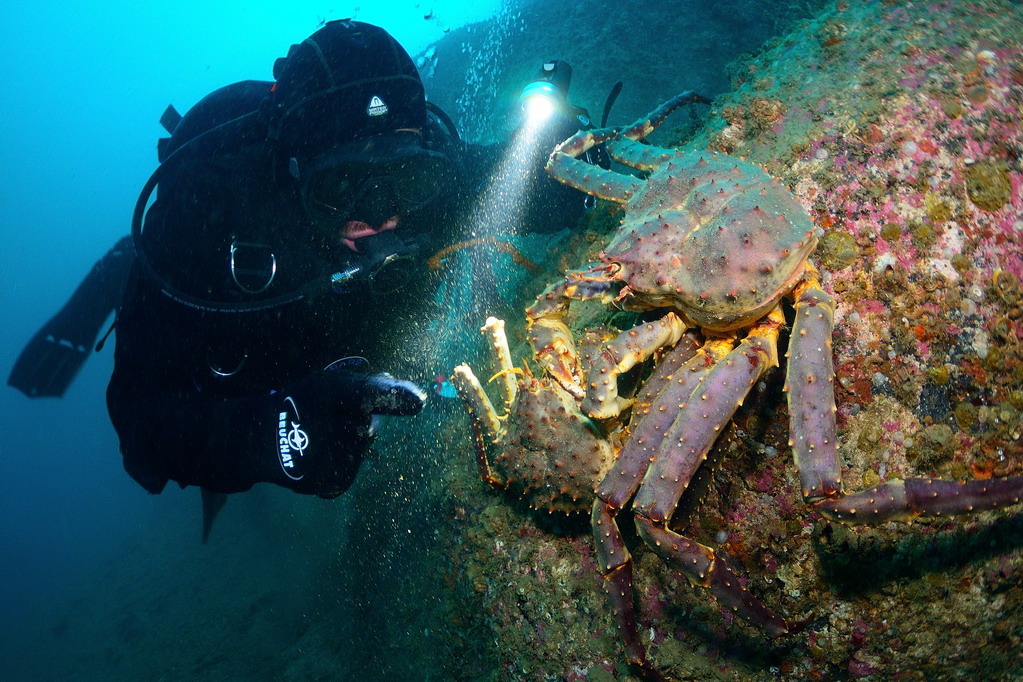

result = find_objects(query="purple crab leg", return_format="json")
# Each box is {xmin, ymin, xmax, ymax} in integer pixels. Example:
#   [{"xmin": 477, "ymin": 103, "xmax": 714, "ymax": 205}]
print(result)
[
  {"xmin": 627, "ymin": 308, "xmax": 801, "ymax": 634},
  {"xmin": 589, "ymin": 337, "xmax": 716, "ymax": 672},
  {"xmin": 788, "ymin": 271, "xmax": 1023, "ymax": 522},
  {"xmin": 581, "ymin": 313, "xmax": 689, "ymax": 419},
  {"xmin": 618, "ymin": 91, "xmax": 712, "ymax": 143},
  {"xmin": 624, "ymin": 332, "xmax": 703, "ymax": 435},
  {"xmin": 785, "ymin": 271, "xmax": 842, "ymax": 500},
  {"xmin": 592, "ymin": 500, "xmax": 646, "ymax": 670},
  {"xmin": 633, "ymin": 309, "xmax": 784, "ymax": 523},
  {"xmin": 596, "ymin": 338, "xmax": 733, "ymax": 510},
  {"xmin": 818, "ymin": 477, "xmax": 1023, "ymax": 524},
  {"xmin": 546, "ymin": 128, "xmax": 642, "ymax": 203},
  {"xmin": 633, "ymin": 519, "xmax": 790, "ymax": 636}
]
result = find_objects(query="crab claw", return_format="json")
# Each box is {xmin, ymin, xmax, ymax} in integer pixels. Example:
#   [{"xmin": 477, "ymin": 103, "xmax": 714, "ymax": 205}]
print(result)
[
  {"xmin": 527, "ymin": 317, "xmax": 584, "ymax": 399},
  {"xmin": 481, "ymin": 317, "xmax": 518, "ymax": 408}
]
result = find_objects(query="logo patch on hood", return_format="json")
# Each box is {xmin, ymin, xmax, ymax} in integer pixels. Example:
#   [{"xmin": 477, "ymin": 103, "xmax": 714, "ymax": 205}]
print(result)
[{"xmin": 367, "ymin": 95, "xmax": 388, "ymax": 117}]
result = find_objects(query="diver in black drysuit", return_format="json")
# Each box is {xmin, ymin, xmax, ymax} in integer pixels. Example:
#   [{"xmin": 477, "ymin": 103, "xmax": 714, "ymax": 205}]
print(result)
[{"xmin": 8, "ymin": 21, "xmax": 588, "ymax": 510}]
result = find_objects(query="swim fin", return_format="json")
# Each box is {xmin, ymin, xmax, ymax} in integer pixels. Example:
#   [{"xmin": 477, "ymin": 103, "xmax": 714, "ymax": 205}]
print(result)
[
  {"xmin": 8, "ymin": 236, "xmax": 134, "ymax": 398},
  {"xmin": 201, "ymin": 488, "xmax": 228, "ymax": 544}
]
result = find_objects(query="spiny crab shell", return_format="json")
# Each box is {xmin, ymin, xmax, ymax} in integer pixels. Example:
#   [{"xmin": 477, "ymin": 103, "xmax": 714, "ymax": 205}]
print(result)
[
  {"xmin": 459, "ymin": 321, "xmax": 617, "ymax": 514},
  {"xmin": 600, "ymin": 151, "xmax": 817, "ymax": 331}
]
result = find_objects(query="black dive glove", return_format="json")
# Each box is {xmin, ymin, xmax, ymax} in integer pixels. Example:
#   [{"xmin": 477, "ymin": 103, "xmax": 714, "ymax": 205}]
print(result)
[{"xmin": 264, "ymin": 369, "xmax": 426, "ymax": 498}]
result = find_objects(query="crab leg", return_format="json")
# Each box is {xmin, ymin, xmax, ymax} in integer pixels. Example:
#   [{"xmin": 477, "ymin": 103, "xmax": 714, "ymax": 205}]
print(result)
[
  {"xmin": 618, "ymin": 91, "xmax": 712, "ymax": 143},
  {"xmin": 633, "ymin": 519, "xmax": 790, "ymax": 636},
  {"xmin": 785, "ymin": 269, "xmax": 842, "ymax": 500},
  {"xmin": 451, "ymin": 318, "xmax": 522, "ymax": 490},
  {"xmin": 604, "ymin": 137, "xmax": 678, "ymax": 173},
  {"xmin": 588, "ymin": 337, "xmax": 710, "ymax": 674},
  {"xmin": 625, "ymin": 332, "xmax": 705, "ymax": 436},
  {"xmin": 589, "ymin": 338, "xmax": 705, "ymax": 658},
  {"xmin": 581, "ymin": 313, "xmax": 689, "ymax": 419},
  {"xmin": 596, "ymin": 338, "xmax": 734, "ymax": 509},
  {"xmin": 482, "ymin": 317, "xmax": 517, "ymax": 408},
  {"xmin": 526, "ymin": 265, "xmax": 625, "ymax": 397},
  {"xmin": 591, "ymin": 500, "xmax": 650, "ymax": 672},
  {"xmin": 787, "ymin": 271, "xmax": 1023, "ymax": 522},
  {"xmin": 544, "ymin": 91, "xmax": 710, "ymax": 202},
  {"xmin": 633, "ymin": 309, "xmax": 783, "ymax": 523},
  {"xmin": 819, "ymin": 478, "xmax": 1023, "ymax": 524},
  {"xmin": 602, "ymin": 91, "xmax": 714, "ymax": 173},
  {"xmin": 545, "ymin": 128, "xmax": 642, "ymax": 203},
  {"xmin": 451, "ymin": 363, "xmax": 507, "ymax": 490},
  {"xmin": 627, "ymin": 307, "xmax": 800, "ymax": 634},
  {"xmin": 451, "ymin": 363, "xmax": 501, "ymax": 446}
]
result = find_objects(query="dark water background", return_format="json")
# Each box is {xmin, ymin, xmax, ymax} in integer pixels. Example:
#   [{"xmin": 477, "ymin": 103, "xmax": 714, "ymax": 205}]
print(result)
[{"xmin": 0, "ymin": 1, "xmax": 825, "ymax": 678}]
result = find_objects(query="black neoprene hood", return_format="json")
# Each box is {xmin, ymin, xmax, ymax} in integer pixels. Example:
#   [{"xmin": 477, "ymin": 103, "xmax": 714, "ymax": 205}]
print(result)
[{"xmin": 266, "ymin": 20, "xmax": 427, "ymax": 158}]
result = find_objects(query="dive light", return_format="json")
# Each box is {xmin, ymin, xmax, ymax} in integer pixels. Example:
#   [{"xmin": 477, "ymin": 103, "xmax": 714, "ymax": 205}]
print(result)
[{"xmin": 519, "ymin": 60, "xmax": 573, "ymax": 124}]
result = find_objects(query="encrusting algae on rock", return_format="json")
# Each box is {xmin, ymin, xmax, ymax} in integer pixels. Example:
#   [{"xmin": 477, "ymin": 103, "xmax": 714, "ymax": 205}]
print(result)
[{"xmin": 966, "ymin": 160, "xmax": 1013, "ymax": 212}]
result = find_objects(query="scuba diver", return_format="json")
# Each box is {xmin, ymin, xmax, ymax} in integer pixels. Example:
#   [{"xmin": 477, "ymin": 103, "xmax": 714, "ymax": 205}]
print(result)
[{"xmin": 7, "ymin": 20, "xmax": 591, "ymax": 527}]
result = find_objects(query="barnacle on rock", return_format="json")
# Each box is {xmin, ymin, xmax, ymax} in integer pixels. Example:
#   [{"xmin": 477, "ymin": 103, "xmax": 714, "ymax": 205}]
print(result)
[
  {"xmin": 927, "ymin": 365, "xmax": 950, "ymax": 386},
  {"xmin": 937, "ymin": 91, "xmax": 965, "ymax": 119},
  {"xmin": 747, "ymin": 97, "xmax": 785, "ymax": 133},
  {"xmin": 712, "ymin": 124, "xmax": 744, "ymax": 153},
  {"xmin": 951, "ymin": 253, "xmax": 972, "ymax": 274},
  {"xmin": 910, "ymin": 220, "xmax": 937, "ymax": 249},
  {"xmin": 954, "ymin": 402, "xmax": 979, "ymax": 431},
  {"xmin": 993, "ymin": 270, "xmax": 1023, "ymax": 306},
  {"xmin": 880, "ymin": 222, "xmax": 902, "ymax": 241},
  {"xmin": 817, "ymin": 230, "xmax": 859, "ymax": 269},
  {"xmin": 925, "ymin": 194, "xmax": 954, "ymax": 225},
  {"xmin": 965, "ymin": 160, "xmax": 1012, "ymax": 211}
]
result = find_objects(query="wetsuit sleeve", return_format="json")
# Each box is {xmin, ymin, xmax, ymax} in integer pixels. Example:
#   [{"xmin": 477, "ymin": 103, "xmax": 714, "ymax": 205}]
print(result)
[
  {"xmin": 8, "ymin": 236, "xmax": 135, "ymax": 397},
  {"xmin": 108, "ymin": 363, "xmax": 424, "ymax": 498}
]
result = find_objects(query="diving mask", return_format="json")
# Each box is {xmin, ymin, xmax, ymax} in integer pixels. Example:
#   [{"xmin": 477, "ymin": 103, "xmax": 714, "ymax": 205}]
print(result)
[{"xmin": 296, "ymin": 131, "xmax": 450, "ymax": 225}]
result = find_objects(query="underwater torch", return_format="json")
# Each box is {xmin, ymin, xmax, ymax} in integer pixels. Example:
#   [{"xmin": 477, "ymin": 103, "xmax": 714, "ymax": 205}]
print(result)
[{"xmin": 519, "ymin": 60, "xmax": 573, "ymax": 125}]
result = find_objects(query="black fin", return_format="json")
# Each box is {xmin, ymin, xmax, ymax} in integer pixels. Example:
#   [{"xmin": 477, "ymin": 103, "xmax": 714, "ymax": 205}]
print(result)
[
  {"xmin": 200, "ymin": 488, "xmax": 228, "ymax": 544},
  {"xmin": 159, "ymin": 104, "xmax": 183, "ymax": 134},
  {"xmin": 8, "ymin": 237, "xmax": 134, "ymax": 398}
]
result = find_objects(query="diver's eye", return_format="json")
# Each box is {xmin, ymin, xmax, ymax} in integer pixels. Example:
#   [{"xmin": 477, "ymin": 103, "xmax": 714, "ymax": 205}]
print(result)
[
  {"xmin": 394, "ymin": 157, "xmax": 447, "ymax": 208},
  {"xmin": 307, "ymin": 169, "xmax": 357, "ymax": 214}
]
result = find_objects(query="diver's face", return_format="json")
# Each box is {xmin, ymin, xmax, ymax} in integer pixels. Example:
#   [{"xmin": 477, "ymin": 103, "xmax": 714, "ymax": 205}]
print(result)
[{"xmin": 301, "ymin": 130, "xmax": 448, "ymax": 251}]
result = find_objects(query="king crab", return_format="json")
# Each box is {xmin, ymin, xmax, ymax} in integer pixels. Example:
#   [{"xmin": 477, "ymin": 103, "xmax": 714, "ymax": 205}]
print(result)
[{"xmin": 453, "ymin": 93, "xmax": 1023, "ymax": 678}]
